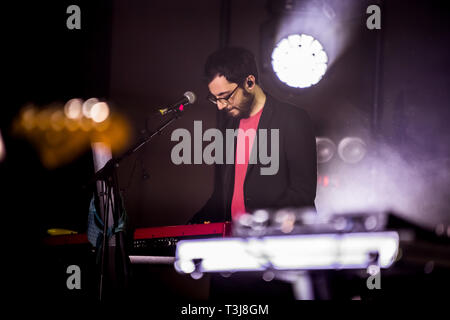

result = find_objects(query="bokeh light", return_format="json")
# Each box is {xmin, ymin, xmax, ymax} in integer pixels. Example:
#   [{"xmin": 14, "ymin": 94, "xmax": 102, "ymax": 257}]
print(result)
[
  {"xmin": 338, "ymin": 137, "xmax": 367, "ymax": 164},
  {"xmin": 82, "ymin": 98, "xmax": 99, "ymax": 118},
  {"xmin": 91, "ymin": 102, "xmax": 110, "ymax": 123},
  {"xmin": 316, "ymin": 137, "xmax": 336, "ymax": 163},
  {"xmin": 64, "ymin": 98, "xmax": 83, "ymax": 119}
]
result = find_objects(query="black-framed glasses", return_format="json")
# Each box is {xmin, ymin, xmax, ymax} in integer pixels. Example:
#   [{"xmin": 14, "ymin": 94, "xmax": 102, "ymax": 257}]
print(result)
[{"xmin": 206, "ymin": 84, "xmax": 239, "ymax": 106}]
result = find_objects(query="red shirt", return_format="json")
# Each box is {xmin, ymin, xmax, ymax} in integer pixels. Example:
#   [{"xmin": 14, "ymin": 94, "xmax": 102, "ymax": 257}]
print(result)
[{"xmin": 231, "ymin": 107, "xmax": 263, "ymax": 221}]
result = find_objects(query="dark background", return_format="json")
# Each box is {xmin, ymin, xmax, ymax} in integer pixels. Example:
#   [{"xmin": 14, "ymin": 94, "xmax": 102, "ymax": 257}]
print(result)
[{"xmin": 2, "ymin": 0, "xmax": 450, "ymax": 302}]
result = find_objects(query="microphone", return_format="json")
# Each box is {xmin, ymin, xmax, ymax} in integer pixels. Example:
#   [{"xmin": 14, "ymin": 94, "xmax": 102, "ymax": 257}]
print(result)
[{"xmin": 158, "ymin": 91, "xmax": 196, "ymax": 115}]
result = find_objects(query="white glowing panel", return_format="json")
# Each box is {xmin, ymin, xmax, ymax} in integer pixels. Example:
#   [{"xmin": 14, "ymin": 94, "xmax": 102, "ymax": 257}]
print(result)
[
  {"xmin": 175, "ymin": 232, "xmax": 399, "ymax": 273},
  {"xmin": 271, "ymin": 34, "xmax": 328, "ymax": 88},
  {"xmin": 175, "ymin": 239, "xmax": 266, "ymax": 273}
]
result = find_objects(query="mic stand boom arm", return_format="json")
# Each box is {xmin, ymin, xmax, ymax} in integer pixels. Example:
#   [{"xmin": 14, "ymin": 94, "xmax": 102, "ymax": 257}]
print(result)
[{"xmin": 88, "ymin": 108, "xmax": 184, "ymax": 301}]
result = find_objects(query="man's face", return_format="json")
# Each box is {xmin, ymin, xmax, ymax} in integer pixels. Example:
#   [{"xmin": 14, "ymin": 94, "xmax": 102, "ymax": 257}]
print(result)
[{"xmin": 208, "ymin": 75, "xmax": 255, "ymax": 119}]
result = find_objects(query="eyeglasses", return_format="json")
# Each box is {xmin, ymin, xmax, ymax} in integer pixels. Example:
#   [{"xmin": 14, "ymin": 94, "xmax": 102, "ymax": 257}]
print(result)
[{"xmin": 206, "ymin": 84, "xmax": 239, "ymax": 106}]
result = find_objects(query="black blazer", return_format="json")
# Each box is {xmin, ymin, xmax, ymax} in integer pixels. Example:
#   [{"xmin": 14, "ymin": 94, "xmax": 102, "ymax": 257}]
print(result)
[{"xmin": 189, "ymin": 93, "xmax": 317, "ymax": 223}]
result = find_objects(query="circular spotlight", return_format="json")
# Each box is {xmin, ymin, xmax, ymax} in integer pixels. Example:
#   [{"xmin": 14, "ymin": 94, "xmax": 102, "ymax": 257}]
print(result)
[
  {"xmin": 82, "ymin": 98, "xmax": 99, "ymax": 118},
  {"xmin": 91, "ymin": 102, "xmax": 110, "ymax": 123},
  {"xmin": 338, "ymin": 137, "xmax": 367, "ymax": 164},
  {"xmin": 316, "ymin": 137, "xmax": 336, "ymax": 163},
  {"xmin": 64, "ymin": 99, "xmax": 83, "ymax": 119},
  {"xmin": 271, "ymin": 34, "xmax": 328, "ymax": 88}
]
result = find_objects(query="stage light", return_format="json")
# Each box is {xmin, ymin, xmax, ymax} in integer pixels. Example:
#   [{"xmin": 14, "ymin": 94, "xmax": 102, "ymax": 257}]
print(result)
[
  {"xmin": 271, "ymin": 34, "xmax": 328, "ymax": 88},
  {"xmin": 91, "ymin": 102, "xmax": 110, "ymax": 123},
  {"xmin": 338, "ymin": 137, "xmax": 367, "ymax": 164},
  {"xmin": 64, "ymin": 99, "xmax": 83, "ymax": 119},
  {"xmin": 316, "ymin": 137, "xmax": 336, "ymax": 163},
  {"xmin": 82, "ymin": 98, "xmax": 99, "ymax": 118}
]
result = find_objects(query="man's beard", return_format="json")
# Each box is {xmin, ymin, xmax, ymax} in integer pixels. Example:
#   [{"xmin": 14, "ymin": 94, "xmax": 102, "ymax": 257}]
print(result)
[{"xmin": 226, "ymin": 90, "xmax": 255, "ymax": 119}]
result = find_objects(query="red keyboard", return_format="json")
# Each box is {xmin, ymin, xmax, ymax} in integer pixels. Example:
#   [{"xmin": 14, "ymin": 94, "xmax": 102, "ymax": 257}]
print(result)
[
  {"xmin": 43, "ymin": 222, "xmax": 231, "ymax": 246},
  {"xmin": 134, "ymin": 222, "xmax": 231, "ymax": 240}
]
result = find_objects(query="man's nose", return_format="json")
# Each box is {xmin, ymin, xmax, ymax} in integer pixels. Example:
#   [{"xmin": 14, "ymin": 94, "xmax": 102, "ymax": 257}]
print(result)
[
  {"xmin": 217, "ymin": 103, "xmax": 226, "ymax": 111},
  {"xmin": 217, "ymin": 101, "xmax": 230, "ymax": 111}
]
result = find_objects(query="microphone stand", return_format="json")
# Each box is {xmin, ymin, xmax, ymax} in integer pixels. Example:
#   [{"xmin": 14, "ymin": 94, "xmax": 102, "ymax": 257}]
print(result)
[{"xmin": 89, "ymin": 107, "xmax": 184, "ymax": 301}]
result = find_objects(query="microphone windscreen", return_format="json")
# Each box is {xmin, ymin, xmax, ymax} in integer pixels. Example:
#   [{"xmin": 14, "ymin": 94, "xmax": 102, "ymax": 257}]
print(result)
[{"xmin": 184, "ymin": 91, "xmax": 196, "ymax": 104}]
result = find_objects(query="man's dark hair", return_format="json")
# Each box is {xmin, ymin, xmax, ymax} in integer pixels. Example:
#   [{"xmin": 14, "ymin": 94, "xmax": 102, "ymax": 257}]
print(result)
[{"xmin": 204, "ymin": 47, "xmax": 259, "ymax": 85}]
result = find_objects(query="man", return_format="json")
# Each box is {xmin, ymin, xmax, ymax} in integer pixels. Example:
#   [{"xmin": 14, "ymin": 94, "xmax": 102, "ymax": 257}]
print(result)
[{"xmin": 189, "ymin": 46, "xmax": 317, "ymax": 224}]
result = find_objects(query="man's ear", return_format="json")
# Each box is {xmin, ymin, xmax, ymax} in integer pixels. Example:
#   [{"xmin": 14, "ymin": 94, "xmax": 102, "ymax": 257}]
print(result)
[{"xmin": 245, "ymin": 75, "xmax": 256, "ymax": 89}]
